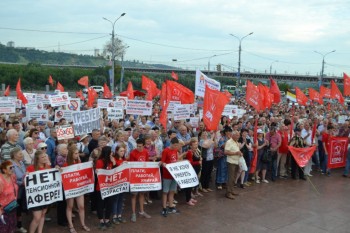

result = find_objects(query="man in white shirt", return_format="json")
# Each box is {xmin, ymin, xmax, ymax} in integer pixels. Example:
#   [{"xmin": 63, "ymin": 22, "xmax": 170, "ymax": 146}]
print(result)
[{"xmin": 301, "ymin": 121, "xmax": 313, "ymax": 176}]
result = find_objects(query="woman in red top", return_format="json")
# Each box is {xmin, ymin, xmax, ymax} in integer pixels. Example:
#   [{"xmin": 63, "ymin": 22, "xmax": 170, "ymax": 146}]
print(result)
[
  {"xmin": 184, "ymin": 138, "xmax": 202, "ymax": 206},
  {"xmin": 0, "ymin": 160, "xmax": 18, "ymax": 233},
  {"xmin": 63, "ymin": 146, "xmax": 90, "ymax": 233},
  {"xmin": 277, "ymin": 124, "xmax": 289, "ymax": 178},
  {"xmin": 26, "ymin": 150, "xmax": 51, "ymax": 233}
]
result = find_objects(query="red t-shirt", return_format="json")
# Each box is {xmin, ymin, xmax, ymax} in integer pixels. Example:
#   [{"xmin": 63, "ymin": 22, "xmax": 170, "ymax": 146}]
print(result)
[
  {"xmin": 62, "ymin": 161, "xmax": 80, "ymax": 167},
  {"xmin": 129, "ymin": 149, "xmax": 149, "ymax": 162},
  {"xmin": 116, "ymin": 159, "xmax": 124, "ymax": 166},
  {"xmin": 322, "ymin": 133, "xmax": 331, "ymax": 154},
  {"xmin": 161, "ymin": 147, "xmax": 179, "ymax": 179},
  {"xmin": 278, "ymin": 130, "xmax": 289, "ymax": 153},
  {"xmin": 185, "ymin": 150, "xmax": 201, "ymax": 166},
  {"xmin": 26, "ymin": 165, "xmax": 50, "ymax": 173}
]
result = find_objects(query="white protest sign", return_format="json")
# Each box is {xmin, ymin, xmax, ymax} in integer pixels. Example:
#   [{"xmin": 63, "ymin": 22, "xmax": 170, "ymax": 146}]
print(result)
[
  {"xmin": 97, "ymin": 99, "xmax": 114, "ymax": 108},
  {"xmin": 96, "ymin": 163, "xmax": 130, "ymax": 199},
  {"xmin": 71, "ymin": 108, "xmax": 100, "ymax": 136},
  {"xmin": 129, "ymin": 162, "xmax": 162, "ymax": 192},
  {"xmin": 195, "ymin": 69, "xmax": 221, "ymax": 97},
  {"xmin": 27, "ymin": 110, "xmax": 49, "ymax": 121},
  {"xmin": 190, "ymin": 117, "xmax": 199, "ymax": 128},
  {"xmin": 107, "ymin": 108, "xmax": 124, "ymax": 120},
  {"xmin": 26, "ymin": 102, "xmax": 44, "ymax": 111},
  {"xmin": 23, "ymin": 93, "xmax": 37, "ymax": 103},
  {"xmin": 54, "ymin": 110, "xmax": 72, "ymax": 122},
  {"xmin": 199, "ymin": 109, "xmax": 203, "ymax": 120},
  {"xmin": 167, "ymin": 101, "xmax": 181, "ymax": 112},
  {"xmin": 0, "ymin": 101, "xmax": 16, "ymax": 114},
  {"xmin": 61, "ymin": 161, "xmax": 94, "ymax": 199},
  {"xmin": 16, "ymin": 99, "xmax": 22, "ymax": 109},
  {"xmin": 237, "ymin": 109, "xmax": 246, "ymax": 118},
  {"xmin": 338, "ymin": 115, "xmax": 347, "ymax": 124},
  {"xmin": 25, "ymin": 169, "xmax": 63, "ymax": 209},
  {"xmin": 36, "ymin": 94, "xmax": 51, "ymax": 105},
  {"xmin": 126, "ymin": 100, "xmax": 152, "ymax": 116},
  {"xmin": 115, "ymin": 96, "xmax": 128, "ymax": 109},
  {"xmin": 173, "ymin": 104, "xmax": 192, "ymax": 120},
  {"xmin": 67, "ymin": 98, "xmax": 81, "ymax": 111},
  {"xmin": 166, "ymin": 160, "xmax": 199, "ymax": 189},
  {"xmin": 222, "ymin": 105, "xmax": 238, "ymax": 117},
  {"xmin": 56, "ymin": 124, "xmax": 75, "ymax": 140},
  {"xmin": 49, "ymin": 93, "xmax": 69, "ymax": 107}
]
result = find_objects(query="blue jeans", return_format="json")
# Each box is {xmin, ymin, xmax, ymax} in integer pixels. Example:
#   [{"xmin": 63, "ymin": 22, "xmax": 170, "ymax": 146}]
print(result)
[
  {"xmin": 244, "ymin": 151, "xmax": 253, "ymax": 183},
  {"xmin": 112, "ymin": 193, "xmax": 124, "ymax": 216},
  {"xmin": 269, "ymin": 151, "xmax": 278, "ymax": 181},
  {"xmin": 216, "ymin": 156, "xmax": 228, "ymax": 184},
  {"xmin": 343, "ymin": 149, "xmax": 350, "ymax": 175}
]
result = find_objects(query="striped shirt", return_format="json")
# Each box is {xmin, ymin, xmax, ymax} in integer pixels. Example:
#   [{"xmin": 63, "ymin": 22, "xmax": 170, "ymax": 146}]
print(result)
[{"xmin": 0, "ymin": 141, "xmax": 21, "ymax": 163}]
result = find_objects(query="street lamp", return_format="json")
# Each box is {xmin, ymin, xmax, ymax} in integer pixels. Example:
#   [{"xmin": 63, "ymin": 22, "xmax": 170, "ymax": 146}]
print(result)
[
  {"xmin": 208, "ymin": 55, "xmax": 217, "ymax": 74},
  {"xmin": 230, "ymin": 32, "xmax": 253, "ymax": 92},
  {"xmin": 120, "ymin": 45, "xmax": 130, "ymax": 92},
  {"xmin": 270, "ymin": 60, "xmax": 278, "ymax": 74},
  {"xmin": 103, "ymin": 12, "xmax": 126, "ymax": 95},
  {"xmin": 314, "ymin": 50, "xmax": 336, "ymax": 88}
]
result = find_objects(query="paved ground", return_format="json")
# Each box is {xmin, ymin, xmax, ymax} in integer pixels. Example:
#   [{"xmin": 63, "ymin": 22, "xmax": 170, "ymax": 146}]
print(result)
[{"xmin": 22, "ymin": 168, "xmax": 350, "ymax": 233}]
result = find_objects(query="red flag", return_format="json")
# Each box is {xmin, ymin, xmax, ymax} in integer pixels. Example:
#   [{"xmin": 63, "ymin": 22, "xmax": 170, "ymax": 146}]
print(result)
[
  {"xmin": 87, "ymin": 87, "xmax": 98, "ymax": 107},
  {"xmin": 308, "ymin": 88, "xmax": 323, "ymax": 104},
  {"xmin": 311, "ymin": 120, "xmax": 317, "ymax": 143},
  {"xmin": 288, "ymin": 146, "xmax": 316, "ymax": 167},
  {"xmin": 56, "ymin": 81, "xmax": 64, "ymax": 92},
  {"xmin": 203, "ymin": 85, "xmax": 230, "ymax": 131},
  {"xmin": 16, "ymin": 79, "xmax": 28, "ymax": 105},
  {"xmin": 4, "ymin": 85, "xmax": 10, "ymax": 96},
  {"xmin": 327, "ymin": 102, "xmax": 331, "ymax": 111},
  {"xmin": 258, "ymin": 84, "xmax": 272, "ymax": 109},
  {"xmin": 295, "ymin": 87, "xmax": 308, "ymax": 106},
  {"xmin": 249, "ymin": 119, "xmax": 258, "ymax": 174},
  {"xmin": 142, "ymin": 75, "xmax": 158, "ymax": 101},
  {"xmin": 330, "ymin": 80, "xmax": 344, "ymax": 104},
  {"xmin": 159, "ymin": 101, "xmax": 169, "ymax": 129},
  {"xmin": 166, "ymin": 80, "xmax": 194, "ymax": 104},
  {"xmin": 344, "ymin": 73, "xmax": 350, "ymax": 96},
  {"xmin": 327, "ymin": 137, "xmax": 348, "ymax": 169},
  {"xmin": 269, "ymin": 78, "xmax": 281, "ymax": 103},
  {"xmin": 159, "ymin": 83, "xmax": 167, "ymax": 108},
  {"xmin": 223, "ymin": 90, "xmax": 232, "ymax": 99},
  {"xmin": 76, "ymin": 90, "xmax": 85, "ymax": 101},
  {"xmin": 320, "ymin": 86, "xmax": 331, "ymax": 99},
  {"xmin": 78, "ymin": 76, "xmax": 89, "ymax": 87},
  {"xmin": 103, "ymin": 83, "xmax": 113, "ymax": 99},
  {"xmin": 171, "ymin": 71, "xmax": 179, "ymax": 81},
  {"xmin": 126, "ymin": 81, "xmax": 135, "ymax": 100},
  {"xmin": 246, "ymin": 81, "xmax": 261, "ymax": 111},
  {"xmin": 48, "ymin": 75, "xmax": 54, "ymax": 86}
]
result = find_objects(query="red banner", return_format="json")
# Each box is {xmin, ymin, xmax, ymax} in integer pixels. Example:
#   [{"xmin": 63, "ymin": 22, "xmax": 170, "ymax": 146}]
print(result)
[
  {"xmin": 288, "ymin": 146, "xmax": 316, "ymax": 168},
  {"xmin": 327, "ymin": 137, "xmax": 348, "ymax": 169},
  {"xmin": 129, "ymin": 162, "xmax": 161, "ymax": 192}
]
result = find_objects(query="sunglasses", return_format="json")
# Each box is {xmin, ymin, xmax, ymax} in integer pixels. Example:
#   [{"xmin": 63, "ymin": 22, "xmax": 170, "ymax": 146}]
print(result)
[
  {"xmin": 8, "ymin": 166, "xmax": 14, "ymax": 170},
  {"xmin": 40, "ymin": 147, "xmax": 47, "ymax": 150},
  {"xmin": 33, "ymin": 132, "xmax": 39, "ymax": 134}
]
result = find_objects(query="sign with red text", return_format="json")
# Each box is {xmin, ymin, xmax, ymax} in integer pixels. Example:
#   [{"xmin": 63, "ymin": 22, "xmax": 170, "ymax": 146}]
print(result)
[
  {"xmin": 96, "ymin": 163, "xmax": 129, "ymax": 199},
  {"xmin": 115, "ymin": 96, "xmax": 128, "ymax": 109},
  {"xmin": 0, "ymin": 100, "xmax": 16, "ymax": 114},
  {"xmin": 27, "ymin": 110, "xmax": 49, "ymax": 121},
  {"xmin": 166, "ymin": 160, "xmax": 199, "ymax": 189},
  {"xmin": 129, "ymin": 162, "xmax": 162, "ymax": 192},
  {"xmin": 173, "ymin": 104, "xmax": 192, "ymax": 120},
  {"xmin": 126, "ymin": 100, "xmax": 152, "ymax": 116},
  {"xmin": 61, "ymin": 161, "xmax": 94, "ymax": 199},
  {"xmin": 328, "ymin": 137, "xmax": 348, "ymax": 169},
  {"xmin": 49, "ymin": 93, "xmax": 70, "ymax": 107},
  {"xmin": 54, "ymin": 110, "xmax": 72, "ymax": 122},
  {"xmin": 36, "ymin": 94, "xmax": 51, "ymax": 105},
  {"xmin": 67, "ymin": 98, "xmax": 81, "ymax": 111},
  {"xmin": 55, "ymin": 124, "xmax": 75, "ymax": 140}
]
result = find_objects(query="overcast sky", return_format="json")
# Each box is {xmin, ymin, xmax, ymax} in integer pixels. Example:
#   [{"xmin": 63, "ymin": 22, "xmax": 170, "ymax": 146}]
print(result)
[{"xmin": 1, "ymin": 0, "xmax": 350, "ymax": 77}]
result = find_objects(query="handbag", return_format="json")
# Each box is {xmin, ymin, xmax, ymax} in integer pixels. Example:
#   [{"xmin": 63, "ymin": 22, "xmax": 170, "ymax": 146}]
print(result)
[
  {"xmin": 3, "ymin": 181, "xmax": 18, "ymax": 214},
  {"xmin": 261, "ymin": 146, "xmax": 272, "ymax": 163}
]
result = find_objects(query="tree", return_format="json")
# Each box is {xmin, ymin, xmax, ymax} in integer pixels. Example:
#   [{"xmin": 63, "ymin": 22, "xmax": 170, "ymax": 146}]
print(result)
[{"xmin": 103, "ymin": 37, "xmax": 128, "ymax": 61}]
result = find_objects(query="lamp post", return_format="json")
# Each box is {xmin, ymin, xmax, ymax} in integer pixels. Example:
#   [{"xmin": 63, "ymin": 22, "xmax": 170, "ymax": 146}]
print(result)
[
  {"xmin": 207, "ymin": 55, "xmax": 217, "ymax": 74},
  {"xmin": 314, "ymin": 50, "xmax": 336, "ymax": 88},
  {"xmin": 270, "ymin": 60, "xmax": 278, "ymax": 74},
  {"xmin": 119, "ymin": 45, "xmax": 130, "ymax": 92},
  {"xmin": 230, "ymin": 32, "xmax": 253, "ymax": 93},
  {"xmin": 103, "ymin": 13, "xmax": 126, "ymax": 95}
]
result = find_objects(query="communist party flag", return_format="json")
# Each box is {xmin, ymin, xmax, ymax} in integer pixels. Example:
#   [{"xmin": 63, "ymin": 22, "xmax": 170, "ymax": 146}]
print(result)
[
  {"xmin": 166, "ymin": 80, "xmax": 194, "ymax": 104},
  {"xmin": 87, "ymin": 87, "xmax": 98, "ymax": 107},
  {"xmin": 223, "ymin": 90, "xmax": 232, "ymax": 99},
  {"xmin": 330, "ymin": 80, "xmax": 344, "ymax": 104},
  {"xmin": 48, "ymin": 75, "xmax": 54, "ymax": 86},
  {"xmin": 311, "ymin": 120, "xmax": 317, "ymax": 143},
  {"xmin": 56, "ymin": 81, "xmax": 64, "ymax": 92},
  {"xmin": 16, "ymin": 79, "xmax": 28, "ymax": 105},
  {"xmin": 76, "ymin": 90, "xmax": 85, "ymax": 101},
  {"xmin": 249, "ymin": 119, "xmax": 258, "ymax": 174},
  {"xmin": 142, "ymin": 75, "xmax": 158, "ymax": 101},
  {"xmin": 171, "ymin": 71, "xmax": 179, "ymax": 81},
  {"xmin": 295, "ymin": 87, "xmax": 308, "ymax": 106},
  {"xmin": 246, "ymin": 80, "xmax": 261, "ymax": 111},
  {"xmin": 3, "ymin": 85, "xmax": 10, "ymax": 96},
  {"xmin": 126, "ymin": 81, "xmax": 135, "ymax": 100},
  {"xmin": 288, "ymin": 145, "xmax": 316, "ymax": 167},
  {"xmin": 308, "ymin": 88, "xmax": 323, "ymax": 104},
  {"xmin": 103, "ymin": 83, "xmax": 113, "ymax": 99},
  {"xmin": 203, "ymin": 85, "xmax": 230, "ymax": 131},
  {"xmin": 258, "ymin": 83, "xmax": 272, "ymax": 109},
  {"xmin": 320, "ymin": 86, "xmax": 331, "ymax": 99},
  {"xmin": 159, "ymin": 101, "xmax": 169, "ymax": 129},
  {"xmin": 344, "ymin": 73, "xmax": 350, "ymax": 96},
  {"xmin": 159, "ymin": 82, "xmax": 167, "ymax": 108},
  {"xmin": 78, "ymin": 76, "xmax": 89, "ymax": 87},
  {"xmin": 269, "ymin": 78, "xmax": 281, "ymax": 103}
]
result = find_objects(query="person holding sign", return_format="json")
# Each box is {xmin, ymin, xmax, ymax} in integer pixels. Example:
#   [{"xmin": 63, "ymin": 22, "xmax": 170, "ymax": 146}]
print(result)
[
  {"xmin": 62, "ymin": 146, "xmax": 90, "ymax": 233},
  {"xmin": 26, "ymin": 150, "xmax": 51, "ymax": 233},
  {"xmin": 129, "ymin": 138, "xmax": 151, "ymax": 223}
]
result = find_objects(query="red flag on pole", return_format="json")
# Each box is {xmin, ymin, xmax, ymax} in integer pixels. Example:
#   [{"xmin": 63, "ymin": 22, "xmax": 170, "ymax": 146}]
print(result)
[
  {"xmin": 343, "ymin": 73, "xmax": 350, "ymax": 96},
  {"xmin": 103, "ymin": 83, "xmax": 113, "ymax": 99},
  {"xmin": 249, "ymin": 119, "xmax": 258, "ymax": 174},
  {"xmin": 308, "ymin": 88, "xmax": 323, "ymax": 104},
  {"xmin": 56, "ymin": 81, "xmax": 65, "ymax": 92},
  {"xmin": 4, "ymin": 85, "xmax": 10, "ymax": 96},
  {"xmin": 159, "ymin": 101, "xmax": 169, "ymax": 130},
  {"xmin": 78, "ymin": 76, "xmax": 89, "ymax": 87},
  {"xmin": 166, "ymin": 80, "xmax": 194, "ymax": 104},
  {"xmin": 330, "ymin": 80, "xmax": 344, "ymax": 104},
  {"xmin": 87, "ymin": 87, "xmax": 98, "ymax": 107},
  {"xmin": 269, "ymin": 77, "xmax": 281, "ymax": 103},
  {"xmin": 320, "ymin": 86, "xmax": 331, "ymax": 99},
  {"xmin": 171, "ymin": 71, "xmax": 179, "ymax": 81},
  {"xmin": 295, "ymin": 87, "xmax": 308, "ymax": 106},
  {"xmin": 288, "ymin": 146, "xmax": 317, "ymax": 167},
  {"xmin": 76, "ymin": 90, "xmax": 85, "ymax": 101},
  {"xmin": 142, "ymin": 75, "xmax": 158, "ymax": 101},
  {"xmin": 246, "ymin": 80, "xmax": 261, "ymax": 111},
  {"xmin": 311, "ymin": 120, "xmax": 317, "ymax": 144},
  {"xmin": 16, "ymin": 79, "xmax": 28, "ymax": 105},
  {"xmin": 48, "ymin": 75, "xmax": 54, "ymax": 86},
  {"xmin": 126, "ymin": 81, "xmax": 135, "ymax": 100}
]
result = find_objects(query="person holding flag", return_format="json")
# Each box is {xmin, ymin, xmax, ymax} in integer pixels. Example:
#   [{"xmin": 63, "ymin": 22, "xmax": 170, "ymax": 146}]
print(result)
[{"xmin": 289, "ymin": 127, "xmax": 307, "ymax": 180}]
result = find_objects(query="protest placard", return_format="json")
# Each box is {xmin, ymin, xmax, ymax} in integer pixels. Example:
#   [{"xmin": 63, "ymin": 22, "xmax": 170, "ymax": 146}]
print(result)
[
  {"xmin": 23, "ymin": 93, "xmax": 37, "ymax": 103},
  {"xmin": 36, "ymin": 94, "xmax": 51, "ymax": 105},
  {"xmin": 237, "ymin": 108, "xmax": 246, "ymax": 118},
  {"xmin": 222, "ymin": 105, "xmax": 238, "ymax": 117},
  {"xmin": 67, "ymin": 98, "xmax": 81, "ymax": 111},
  {"xmin": 61, "ymin": 161, "xmax": 94, "ymax": 199},
  {"xmin": 338, "ymin": 115, "xmax": 347, "ymax": 124},
  {"xmin": 97, "ymin": 99, "xmax": 114, "ymax": 109},
  {"xmin": 96, "ymin": 163, "xmax": 130, "ymax": 199},
  {"xmin": 129, "ymin": 162, "xmax": 162, "ymax": 192},
  {"xmin": 49, "ymin": 93, "xmax": 70, "ymax": 107},
  {"xmin": 173, "ymin": 104, "xmax": 192, "ymax": 120},
  {"xmin": 115, "ymin": 96, "xmax": 128, "ymax": 109},
  {"xmin": 27, "ymin": 110, "xmax": 49, "ymax": 121},
  {"xmin": 126, "ymin": 100, "xmax": 152, "ymax": 116},
  {"xmin": 189, "ymin": 117, "xmax": 199, "ymax": 128},
  {"xmin": 25, "ymin": 169, "xmax": 63, "ymax": 209},
  {"xmin": 0, "ymin": 100, "xmax": 16, "ymax": 114},
  {"xmin": 165, "ymin": 160, "xmax": 199, "ymax": 189},
  {"xmin": 107, "ymin": 108, "xmax": 124, "ymax": 120},
  {"xmin": 55, "ymin": 124, "xmax": 75, "ymax": 140},
  {"xmin": 195, "ymin": 70, "xmax": 221, "ymax": 97},
  {"xmin": 26, "ymin": 102, "xmax": 44, "ymax": 111},
  {"xmin": 167, "ymin": 101, "xmax": 181, "ymax": 112},
  {"xmin": 328, "ymin": 137, "xmax": 348, "ymax": 169},
  {"xmin": 71, "ymin": 108, "xmax": 100, "ymax": 135},
  {"xmin": 54, "ymin": 110, "xmax": 72, "ymax": 122}
]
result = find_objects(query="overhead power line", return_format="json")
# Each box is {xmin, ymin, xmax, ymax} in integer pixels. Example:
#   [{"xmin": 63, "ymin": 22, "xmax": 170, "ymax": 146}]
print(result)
[{"xmin": 0, "ymin": 26, "xmax": 108, "ymax": 35}]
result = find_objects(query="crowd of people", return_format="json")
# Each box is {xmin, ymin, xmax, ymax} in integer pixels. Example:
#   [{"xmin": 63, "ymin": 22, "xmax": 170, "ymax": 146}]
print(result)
[{"xmin": 1, "ymin": 91, "xmax": 350, "ymax": 233}]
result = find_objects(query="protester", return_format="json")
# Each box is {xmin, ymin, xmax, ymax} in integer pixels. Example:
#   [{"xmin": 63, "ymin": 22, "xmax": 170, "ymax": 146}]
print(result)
[
  {"xmin": 198, "ymin": 131, "xmax": 215, "ymax": 192},
  {"xmin": 185, "ymin": 138, "xmax": 201, "ymax": 205},
  {"xmin": 1, "ymin": 129, "xmax": 20, "ymax": 163},
  {"xmin": 22, "ymin": 137, "xmax": 36, "ymax": 166}
]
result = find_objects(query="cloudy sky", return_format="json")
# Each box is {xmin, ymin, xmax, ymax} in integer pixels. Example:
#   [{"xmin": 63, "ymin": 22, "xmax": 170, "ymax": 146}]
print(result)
[{"xmin": 1, "ymin": 0, "xmax": 350, "ymax": 76}]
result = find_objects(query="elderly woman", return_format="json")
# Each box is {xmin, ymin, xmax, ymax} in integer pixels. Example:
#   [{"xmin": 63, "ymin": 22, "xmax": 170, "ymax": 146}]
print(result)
[
  {"xmin": 0, "ymin": 160, "xmax": 19, "ymax": 233},
  {"xmin": 22, "ymin": 137, "xmax": 36, "ymax": 166},
  {"xmin": 198, "ymin": 131, "xmax": 216, "ymax": 192}
]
